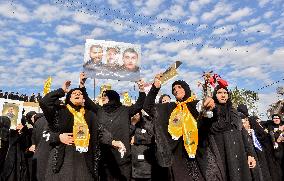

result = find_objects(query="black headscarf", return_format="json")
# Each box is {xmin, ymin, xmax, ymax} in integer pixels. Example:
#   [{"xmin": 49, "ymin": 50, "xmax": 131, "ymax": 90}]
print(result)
[
  {"xmin": 271, "ymin": 114, "xmax": 282, "ymax": 123},
  {"xmin": 102, "ymin": 90, "xmax": 122, "ymax": 113},
  {"xmin": 159, "ymin": 94, "xmax": 171, "ymax": 103},
  {"xmin": 25, "ymin": 111, "xmax": 37, "ymax": 125},
  {"xmin": 237, "ymin": 104, "xmax": 249, "ymax": 117},
  {"xmin": 172, "ymin": 80, "xmax": 191, "ymax": 102},
  {"xmin": 211, "ymin": 85, "xmax": 238, "ymax": 133},
  {"xmin": 65, "ymin": 88, "xmax": 84, "ymax": 111},
  {"xmin": 248, "ymin": 116, "xmax": 267, "ymax": 141}
]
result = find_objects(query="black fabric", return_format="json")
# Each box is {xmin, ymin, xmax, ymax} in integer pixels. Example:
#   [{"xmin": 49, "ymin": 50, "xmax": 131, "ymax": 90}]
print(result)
[
  {"xmin": 102, "ymin": 90, "xmax": 122, "ymax": 113},
  {"xmin": 98, "ymin": 91, "xmax": 145, "ymax": 180},
  {"xmin": 0, "ymin": 116, "xmax": 11, "ymax": 175},
  {"xmin": 1, "ymin": 126, "xmax": 33, "ymax": 181},
  {"xmin": 143, "ymin": 85, "xmax": 203, "ymax": 181},
  {"xmin": 266, "ymin": 118, "xmax": 284, "ymax": 180},
  {"xmin": 238, "ymin": 112, "xmax": 247, "ymax": 119},
  {"xmin": 241, "ymin": 128, "xmax": 264, "ymax": 181},
  {"xmin": 196, "ymin": 86, "xmax": 252, "ymax": 181},
  {"xmin": 210, "ymin": 85, "xmax": 235, "ymax": 134},
  {"xmin": 39, "ymin": 88, "xmax": 100, "ymax": 180},
  {"xmin": 172, "ymin": 80, "xmax": 191, "ymax": 101},
  {"xmin": 131, "ymin": 114, "xmax": 155, "ymax": 179},
  {"xmin": 45, "ymin": 146, "xmax": 93, "ymax": 181},
  {"xmin": 32, "ymin": 115, "xmax": 51, "ymax": 181},
  {"xmin": 158, "ymin": 94, "xmax": 171, "ymax": 104},
  {"xmin": 25, "ymin": 111, "xmax": 37, "ymax": 125},
  {"xmin": 272, "ymin": 114, "xmax": 283, "ymax": 122},
  {"xmin": 237, "ymin": 104, "xmax": 249, "ymax": 117},
  {"xmin": 0, "ymin": 116, "xmax": 10, "ymax": 142},
  {"xmin": 210, "ymin": 105, "xmax": 235, "ymax": 134}
]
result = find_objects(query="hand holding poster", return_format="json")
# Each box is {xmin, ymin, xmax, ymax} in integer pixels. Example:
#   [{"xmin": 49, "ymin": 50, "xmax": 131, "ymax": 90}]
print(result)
[{"xmin": 83, "ymin": 40, "xmax": 141, "ymax": 81}]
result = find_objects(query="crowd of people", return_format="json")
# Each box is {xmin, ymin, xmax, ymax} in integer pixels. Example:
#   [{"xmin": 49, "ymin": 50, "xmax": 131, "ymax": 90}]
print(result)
[
  {"xmin": 0, "ymin": 72, "xmax": 283, "ymax": 181},
  {"xmin": 0, "ymin": 90, "xmax": 42, "ymax": 103}
]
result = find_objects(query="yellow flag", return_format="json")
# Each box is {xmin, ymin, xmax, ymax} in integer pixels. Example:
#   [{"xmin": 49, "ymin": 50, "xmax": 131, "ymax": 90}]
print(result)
[
  {"xmin": 97, "ymin": 84, "xmax": 112, "ymax": 106},
  {"xmin": 123, "ymin": 92, "xmax": 132, "ymax": 106},
  {"xmin": 100, "ymin": 84, "xmax": 112, "ymax": 95},
  {"xmin": 43, "ymin": 76, "xmax": 52, "ymax": 95}
]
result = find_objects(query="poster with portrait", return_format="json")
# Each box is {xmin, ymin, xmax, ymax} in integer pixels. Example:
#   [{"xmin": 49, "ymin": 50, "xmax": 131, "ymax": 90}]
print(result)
[
  {"xmin": 83, "ymin": 39, "xmax": 141, "ymax": 81},
  {"xmin": 0, "ymin": 98, "xmax": 24, "ymax": 129}
]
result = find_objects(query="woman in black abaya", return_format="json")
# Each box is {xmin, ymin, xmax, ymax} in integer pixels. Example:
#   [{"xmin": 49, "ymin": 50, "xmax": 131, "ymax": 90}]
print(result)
[
  {"xmin": 39, "ymin": 79, "xmax": 100, "ymax": 181},
  {"xmin": 143, "ymin": 75, "xmax": 215, "ymax": 181},
  {"xmin": 197, "ymin": 85, "xmax": 255, "ymax": 181}
]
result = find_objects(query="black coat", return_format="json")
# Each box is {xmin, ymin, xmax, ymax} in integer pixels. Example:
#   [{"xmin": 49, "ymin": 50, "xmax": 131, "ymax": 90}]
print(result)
[
  {"xmin": 31, "ymin": 113, "xmax": 46, "ymax": 147},
  {"xmin": 241, "ymin": 129, "xmax": 264, "ymax": 181},
  {"xmin": 85, "ymin": 90, "xmax": 145, "ymax": 181},
  {"xmin": 196, "ymin": 104, "xmax": 252, "ymax": 181},
  {"xmin": 249, "ymin": 117, "xmax": 282, "ymax": 181},
  {"xmin": 39, "ymin": 88, "xmax": 100, "ymax": 179},
  {"xmin": 143, "ymin": 85, "xmax": 203, "ymax": 181},
  {"xmin": 267, "ymin": 121, "xmax": 284, "ymax": 180},
  {"xmin": 131, "ymin": 113, "xmax": 155, "ymax": 179},
  {"xmin": 99, "ymin": 93, "xmax": 145, "ymax": 161},
  {"xmin": 1, "ymin": 127, "xmax": 32, "ymax": 181},
  {"xmin": 0, "ymin": 116, "xmax": 10, "ymax": 175},
  {"xmin": 30, "ymin": 114, "xmax": 51, "ymax": 181}
]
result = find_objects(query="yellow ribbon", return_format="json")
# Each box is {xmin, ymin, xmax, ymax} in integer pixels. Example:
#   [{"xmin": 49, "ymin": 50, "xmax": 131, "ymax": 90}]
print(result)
[
  {"xmin": 168, "ymin": 96, "xmax": 198, "ymax": 158},
  {"xmin": 66, "ymin": 104, "xmax": 90, "ymax": 153}
]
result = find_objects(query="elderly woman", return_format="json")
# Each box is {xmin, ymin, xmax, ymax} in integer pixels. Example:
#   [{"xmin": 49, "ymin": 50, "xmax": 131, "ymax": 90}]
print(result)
[
  {"xmin": 39, "ymin": 79, "xmax": 100, "ymax": 181},
  {"xmin": 143, "ymin": 75, "xmax": 215, "ymax": 181},
  {"xmin": 197, "ymin": 84, "xmax": 257, "ymax": 181}
]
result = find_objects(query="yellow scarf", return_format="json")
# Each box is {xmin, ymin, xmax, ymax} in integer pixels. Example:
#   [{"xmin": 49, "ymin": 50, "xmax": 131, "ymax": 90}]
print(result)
[
  {"xmin": 168, "ymin": 96, "xmax": 198, "ymax": 158},
  {"xmin": 66, "ymin": 104, "xmax": 90, "ymax": 153}
]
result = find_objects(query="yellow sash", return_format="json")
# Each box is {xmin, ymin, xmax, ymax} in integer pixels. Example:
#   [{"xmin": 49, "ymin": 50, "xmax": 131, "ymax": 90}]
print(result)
[
  {"xmin": 168, "ymin": 96, "xmax": 198, "ymax": 158},
  {"xmin": 66, "ymin": 104, "xmax": 90, "ymax": 153}
]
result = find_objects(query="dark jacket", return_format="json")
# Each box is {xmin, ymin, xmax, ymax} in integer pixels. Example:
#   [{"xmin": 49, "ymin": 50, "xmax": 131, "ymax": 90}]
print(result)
[
  {"xmin": 196, "ymin": 104, "xmax": 252, "ymax": 181},
  {"xmin": 31, "ymin": 113, "xmax": 46, "ymax": 147},
  {"xmin": 1, "ymin": 126, "xmax": 32, "ymax": 181},
  {"xmin": 143, "ymin": 85, "xmax": 203, "ymax": 181},
  {"xmin": 98, "ymin": 91, "xmax": 146, "ymax": 166},
  {"xmin": 241, "ymin": 128, "xmax": 264, "ymax": 181},
  {"xmin": 39, "ymin": 88, "xmax": 100, "ymax": 178},
  {"xmin": 30, "ymin": 114, "xmax": 50, "ymax": 181},
  {"xmin": 131, "ymin": 113, "xmax": 155, "ymax": 179},
  {"xmin": 0, "ymin": 116, "xmax": 10, "ymax": 175},
  {"xmin": 249, "ymin": 117, "xmax": 282, "ymax": 181}
]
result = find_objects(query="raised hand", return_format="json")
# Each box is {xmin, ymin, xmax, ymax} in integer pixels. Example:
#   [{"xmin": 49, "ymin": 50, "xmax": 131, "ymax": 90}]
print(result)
[
  {"xmin": 62, "ymin": 81, "xmax": 71, "ymax": 93},
  {"xmin": 154, "ymin": 73, "xmax": 163, "ymax": 88},
  {"xmin": 80, "ymin": 72, "xmax": 87, "ymax": 88},
  {"xmin": 136, "ymin": 79, "xmax": 145, "ymax": 92},
  {"xmin": 203, "ymin": 97, "xmax": 215, "ymax": 111}
]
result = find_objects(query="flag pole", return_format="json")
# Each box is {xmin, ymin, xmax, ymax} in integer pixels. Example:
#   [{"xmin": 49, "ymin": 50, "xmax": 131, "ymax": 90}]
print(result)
[{"xmin": 94, "ymin": 78, "xmax": 96, "ymax": 100}]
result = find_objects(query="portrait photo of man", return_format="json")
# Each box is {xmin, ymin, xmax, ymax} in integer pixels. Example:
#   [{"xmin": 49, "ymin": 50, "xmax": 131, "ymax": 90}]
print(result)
[
  {"xmin": 1, "ymin": 102, "xmax": 20, "ymax": 128},
  {"xmin": 106, "ymin": 47, "xmax": 120, "ymax": 66},
  {"xmin": 122, "ymin": 48, "xmax": 139, "ymax": 72},
  {"xmin": 85, "ymin": 45, "xmax": 103, "ymax": 65},
  {"xmin": 77, "ymin": 125, "xmax": 85, "ymax": 139},
  {"xmin": 6, "ymin": 106, "xmax": 15, "ymax": 120}
]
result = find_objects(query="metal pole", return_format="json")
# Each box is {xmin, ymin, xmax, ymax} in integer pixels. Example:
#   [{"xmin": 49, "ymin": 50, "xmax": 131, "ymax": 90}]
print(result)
[{"xmin": 94, "ymin": 78, "xmax": 96, "ymax": 100}]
